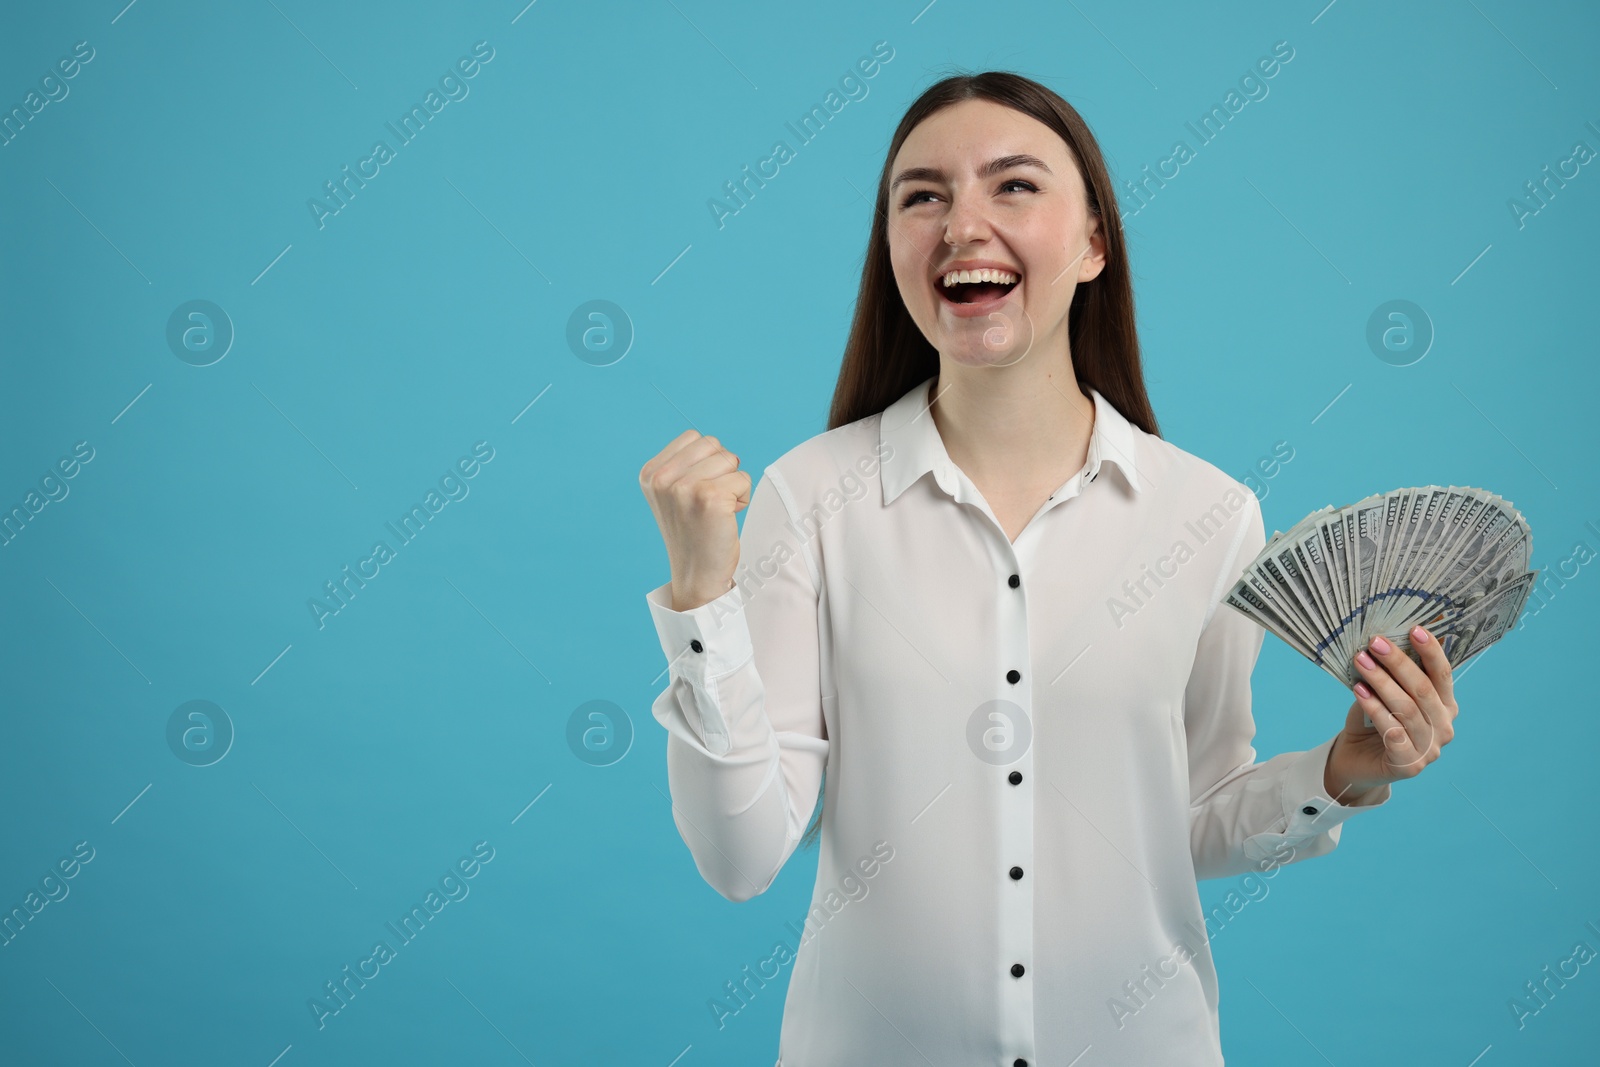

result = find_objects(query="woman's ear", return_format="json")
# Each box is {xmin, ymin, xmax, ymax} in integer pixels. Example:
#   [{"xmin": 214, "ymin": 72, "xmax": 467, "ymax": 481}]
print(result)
[{"xmin": 1079, "ymin": 218, "xmax": 1108, "ymax": 283}]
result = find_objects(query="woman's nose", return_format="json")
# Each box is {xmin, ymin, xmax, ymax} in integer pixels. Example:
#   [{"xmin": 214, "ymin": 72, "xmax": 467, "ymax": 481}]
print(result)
[{"xmin": 944, "ymin": 193, "xmax": 992, "ymax": 245}]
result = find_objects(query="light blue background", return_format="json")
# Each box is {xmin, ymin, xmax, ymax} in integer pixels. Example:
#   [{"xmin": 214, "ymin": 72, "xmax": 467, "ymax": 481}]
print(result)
[{"xmin": 2, "ymin": 1, "xmax": 1596, "ymax": 1064}]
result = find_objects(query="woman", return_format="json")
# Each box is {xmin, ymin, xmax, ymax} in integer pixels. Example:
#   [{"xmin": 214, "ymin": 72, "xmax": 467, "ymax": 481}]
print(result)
[{"xmin": 638, "ymin": 71, "xmax": 1458, "ymax": 1067}]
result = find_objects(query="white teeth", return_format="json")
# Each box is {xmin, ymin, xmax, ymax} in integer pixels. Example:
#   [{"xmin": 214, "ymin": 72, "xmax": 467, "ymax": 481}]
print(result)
[{"xmin": 940, "ymin": 268, "xmax": 1019, "ymax": 287}]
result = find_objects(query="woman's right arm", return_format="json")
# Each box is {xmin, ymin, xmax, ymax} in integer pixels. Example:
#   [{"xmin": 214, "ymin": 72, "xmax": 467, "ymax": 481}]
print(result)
[{"xmin": 640, "ymin": 432, "xmax": 828, "ymax": 902}]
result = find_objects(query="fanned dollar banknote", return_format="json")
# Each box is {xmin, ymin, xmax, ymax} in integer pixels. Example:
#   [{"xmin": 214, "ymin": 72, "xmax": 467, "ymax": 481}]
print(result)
[{"xmin": 1225, "ymin": 486, "xmax": 1537, "ymax": 699}]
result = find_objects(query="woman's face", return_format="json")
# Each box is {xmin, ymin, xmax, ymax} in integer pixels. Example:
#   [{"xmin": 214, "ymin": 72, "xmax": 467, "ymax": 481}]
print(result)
[{"xmin": 886, "ymin": 98, "xmax": 1105, "ymax": 369}]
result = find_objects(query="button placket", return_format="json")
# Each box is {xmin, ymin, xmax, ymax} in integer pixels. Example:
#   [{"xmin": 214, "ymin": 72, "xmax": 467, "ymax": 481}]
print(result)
[{"xmin": 996, "ymin": 553, "xmax": 1035, "ymax": 1064}]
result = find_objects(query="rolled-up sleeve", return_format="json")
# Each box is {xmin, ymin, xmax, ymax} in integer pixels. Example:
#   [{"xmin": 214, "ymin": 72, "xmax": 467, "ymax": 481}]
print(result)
[
  {"xmin": 1183, "ymin": 489, "xmax": 1391, "ymax": 882},
  {"xmin": 644, "ymin": 466, "xmax": 829, "ymax": 902}
]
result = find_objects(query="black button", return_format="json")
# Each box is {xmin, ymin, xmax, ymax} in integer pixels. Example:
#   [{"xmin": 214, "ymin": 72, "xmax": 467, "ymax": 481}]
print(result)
[
  {"xmin": 1008, "ymin": 573, "xmax": 1020, "ymax": 588},
  {"xmin": 1011, "ymin": 963, "xmax": 1025, "ymax": 978},
  {"xmin": 1006, "ymin": 669, "xmax": 1021, "ymax": 684},
  {"xmin": 690, "ymin": 639, "xmax": 704, "ymax": 653},
  {"xmin": 1009, "ymin": 866, "xmax": 1024, "ymax": 880},
  {"xmin": 1301, "ymin": 805, "xmax": 1318, "ymax": 815},
  {"xmin": 1015, "ymin": 1059, "xmax": 1028, "ymax": 1067},
  {"xmin": 1008, "ymin": 770, "xmax": 1022, "ymax": 785},
  {"xmin": 1090, "ymin": 470, "xmax": 1098, "ymax": 482}
]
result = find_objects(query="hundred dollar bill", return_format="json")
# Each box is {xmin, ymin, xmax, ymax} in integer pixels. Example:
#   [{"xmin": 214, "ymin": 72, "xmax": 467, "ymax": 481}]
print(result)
[{"xmin": 1224, "ymin": 485, "xmax": 1537, "ymax": 696}]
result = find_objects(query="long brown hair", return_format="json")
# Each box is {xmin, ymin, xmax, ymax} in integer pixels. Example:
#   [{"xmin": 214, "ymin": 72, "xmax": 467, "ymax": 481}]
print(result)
[{"xmin": 801, "ymin": 70, "xmax": 1161, "ymax": 851}]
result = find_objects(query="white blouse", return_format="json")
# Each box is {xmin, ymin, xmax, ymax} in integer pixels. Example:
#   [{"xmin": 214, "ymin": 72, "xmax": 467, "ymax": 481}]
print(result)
[{"xmin": 645, "ymin": 374, "xmax": 1388, "ymax": 1067}]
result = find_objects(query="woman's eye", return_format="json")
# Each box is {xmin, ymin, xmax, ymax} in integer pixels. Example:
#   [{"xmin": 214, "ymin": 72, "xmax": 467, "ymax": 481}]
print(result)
[{"xmin": 899, "ymin": 181, "xmax": 1036, "ymax": 209}]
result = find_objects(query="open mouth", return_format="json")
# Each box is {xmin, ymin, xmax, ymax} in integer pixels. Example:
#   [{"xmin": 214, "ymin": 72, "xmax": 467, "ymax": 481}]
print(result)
[{"xmin": 937, "ymin": 273, "xmax": 1020, "ymax": 305}]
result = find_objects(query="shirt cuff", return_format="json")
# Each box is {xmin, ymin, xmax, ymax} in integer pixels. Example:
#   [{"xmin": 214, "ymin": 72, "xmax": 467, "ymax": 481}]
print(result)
[
  {"xmin": 1279, "ymin": 734, "xmax": 1391, "ymax": 836},
  {"xmin": 645, "ymin": 579, "xmax": 754, "ymax": 687}
]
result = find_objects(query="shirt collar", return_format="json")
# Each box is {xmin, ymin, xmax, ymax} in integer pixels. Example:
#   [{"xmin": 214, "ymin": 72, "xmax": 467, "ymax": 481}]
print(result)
[{"xmin": 879, "ymin": 374, "xmax": 1144, "ymax": 505}]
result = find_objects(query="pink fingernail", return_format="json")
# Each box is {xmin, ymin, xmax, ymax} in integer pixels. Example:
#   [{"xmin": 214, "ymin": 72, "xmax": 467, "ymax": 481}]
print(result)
[
  {"xmin": 1356, "ymin": 651, "xmax": 1376, "ymax": 670},
  {"xmin": 1370, "ymin": 636, "xmax": 1392, "ymax": 654},
  {"xmin": 1412, "ymin": 626, "xmax": 1430, "ymax": 643},
  {"xmin": 1354, "ymin": 681, "xmax": 1373, "ymax": 699}
]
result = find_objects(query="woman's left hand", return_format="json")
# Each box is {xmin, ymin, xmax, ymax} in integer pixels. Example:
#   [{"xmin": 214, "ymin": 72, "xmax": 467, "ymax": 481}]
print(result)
[{"xmin": 1323, "ymin": 625, "xmax": 1458, "ymax": 806}]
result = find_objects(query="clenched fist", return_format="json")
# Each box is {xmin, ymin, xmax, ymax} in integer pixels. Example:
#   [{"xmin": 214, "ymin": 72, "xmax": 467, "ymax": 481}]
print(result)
[{"xmin": 639, "ymin": 429, "xmax": 750, "ymax": 613}]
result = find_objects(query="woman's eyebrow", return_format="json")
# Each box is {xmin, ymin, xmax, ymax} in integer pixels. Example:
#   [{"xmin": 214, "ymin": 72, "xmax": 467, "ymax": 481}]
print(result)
[{"xmin": 890, "ymin": 153, "xmax": 1053, "ymax": 191}]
